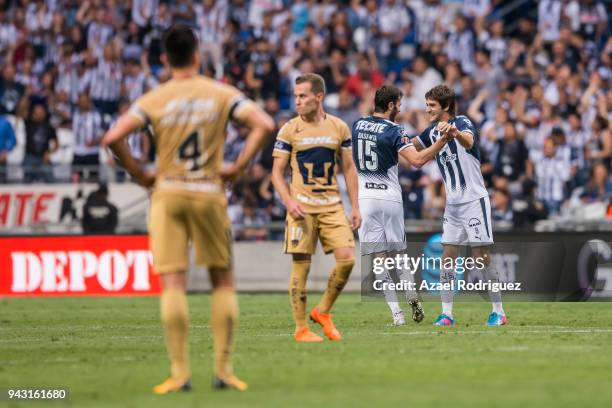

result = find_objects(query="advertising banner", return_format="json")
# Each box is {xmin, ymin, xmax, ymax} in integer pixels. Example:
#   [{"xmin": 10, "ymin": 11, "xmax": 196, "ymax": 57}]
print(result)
[{"xmin": 0, "ymin": 235, "xmax": 160, "ymax": 297}]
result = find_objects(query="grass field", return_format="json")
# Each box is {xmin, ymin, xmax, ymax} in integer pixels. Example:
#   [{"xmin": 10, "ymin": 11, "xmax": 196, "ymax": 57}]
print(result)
[{"xmin": 1, "ymin": 294, "xmax": 612, "ymax": 408}]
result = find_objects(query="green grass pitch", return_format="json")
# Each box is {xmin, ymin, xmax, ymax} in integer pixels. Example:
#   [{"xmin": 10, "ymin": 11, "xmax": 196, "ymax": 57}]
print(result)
[{"xmin": 1, "ymin": 294, "xmax": 611, "ymax": 407}]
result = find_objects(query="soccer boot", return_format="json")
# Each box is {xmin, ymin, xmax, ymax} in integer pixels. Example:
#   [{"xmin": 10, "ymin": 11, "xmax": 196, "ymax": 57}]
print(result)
[
  {"xmin": 433, "ymin": 313, "xmax": 455, "ymax": 326},
  {"xmin": 152, "ymin": 377, "xmax": 192, "ymax": 395},
  {"xmin": 294, "ymin": 326, "xmax": 324, "ymax": 342},
  {"xmin": 213, "ymin": 375, "xmax": 248, "ymax": 391},
  {"xmin": 310, "ymin": 307, "xmax": 342, "ymax": 341},
  {"xmin": 409, "ymin": 299, "xmax": 425, "ymax": 323},
  {"xmin": 486, "ymin": 312, "xmax": 508, "ymax": 326},
  {"xmin": 392, "ymin": 311, "xmax": 406, "ymax": 326}
]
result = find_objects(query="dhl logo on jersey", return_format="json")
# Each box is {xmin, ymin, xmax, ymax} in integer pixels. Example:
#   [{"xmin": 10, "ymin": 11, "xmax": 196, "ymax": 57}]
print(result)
[{"xmin": 296, "ymin": 136, "xmax": 337, "ymax": 146}]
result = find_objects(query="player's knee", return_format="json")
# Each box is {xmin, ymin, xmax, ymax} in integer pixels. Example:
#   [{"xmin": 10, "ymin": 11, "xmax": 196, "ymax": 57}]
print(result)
[
  {"xmin": 160, "ymin": 271, "xmax": 187, "ymax": 290},
  {"xmin": 209, "ymin": 267, "xmax": 235, "ymax": 289}
]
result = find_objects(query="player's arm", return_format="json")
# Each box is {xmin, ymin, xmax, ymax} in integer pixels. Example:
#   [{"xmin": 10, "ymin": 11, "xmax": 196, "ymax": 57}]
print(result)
[
  {"xmin": 340, "ymin": 146, "xmax": 362, "ymax": 230},
  {"xmin": 399, "ymin": 134, "xmax": 448, "ymax": 169},
  {"xmin": 449, "ymin": 118, "xmax": 475, "ymax": 149},
  {"xmin": 101, "ymin": 113, "xmax": 154, "ymax": 188},
  {"xmin": 220, "ymin": 102, "xmax": 275, "ymax": 182},
  {"xmin": 271, "ymin": 153, "xmax": 306, "ymax": 219}
]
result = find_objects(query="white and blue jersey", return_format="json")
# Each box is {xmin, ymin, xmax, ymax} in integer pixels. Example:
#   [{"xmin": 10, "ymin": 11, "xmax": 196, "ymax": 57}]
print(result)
[
  {"xmin": 352, "ymin": 115, "xmax": 412, "ymax": 203},
  {"xmin": 415, "ymin": 115, "xmax": 488, "ymax": 205}
]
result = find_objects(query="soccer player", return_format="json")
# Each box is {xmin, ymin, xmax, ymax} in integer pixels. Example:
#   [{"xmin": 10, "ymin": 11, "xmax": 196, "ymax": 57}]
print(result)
[
  {"xmin": 271, "ymin": 73, "xmax": 361, "ymax": 343},
  {"xmin": 102, "ymin": 26, "xmax": 275, "ymax": 393},
  {"xmin": 413, "ymin": 84, "xmax": 507, "ymax": 326},
  {"xmin": 353, "ymin": 85, "xmax": 451, "ymax": 325}
]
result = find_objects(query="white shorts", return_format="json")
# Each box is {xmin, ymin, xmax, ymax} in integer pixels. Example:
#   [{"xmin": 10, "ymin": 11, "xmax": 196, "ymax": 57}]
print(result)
[
  {"xmin": 358, "ymin": 199, "xmax": 406, "ymax": 255},
  {"xmin": 442, "ymin": 197, "xmax": 493, "ymax": 247}
]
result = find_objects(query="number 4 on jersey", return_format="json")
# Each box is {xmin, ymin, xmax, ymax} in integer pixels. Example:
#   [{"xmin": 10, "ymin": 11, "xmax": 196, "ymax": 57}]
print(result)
[{"xmin": 177, "ymin": 130, "xmax": 205, "ymax": 172}]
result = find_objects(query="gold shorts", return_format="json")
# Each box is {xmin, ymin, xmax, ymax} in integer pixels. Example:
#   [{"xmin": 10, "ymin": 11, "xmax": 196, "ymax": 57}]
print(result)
[
  {"xmin": 284, "ymin": 209, "xmax": 355, "ymax": 255},
  {"xmin": 149, "ymin": 190, "xmax": 232, "ymax": 273}
]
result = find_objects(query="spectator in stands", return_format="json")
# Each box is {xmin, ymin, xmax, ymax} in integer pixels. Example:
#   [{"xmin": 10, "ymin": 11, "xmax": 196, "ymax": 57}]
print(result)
[
  {"xmin": 90, "ymin": 43, "xmax": 122, "ymax": 115},
  {"xmin": 581, "ymin": 163, "xmax": 612, "ymax": 203},
  {"xmin": 588, "ymin": 115, "xmax": 611, "ymax": 169},
  {"xmin": 494, "ymin": 122, "xmax": 528, "ymax": 187},
  {"xmin": 72, "ymin": 93, "xmax": 103, "ymax": 181},
  {"xmin": 409, "ymin": 56, "xmax": 443, "ymax": 102},
  {"xmin": 0, "ymin": 65, "xmax": 24, "ymax": 115},
  {"xmin": 320, "ymin": 48, "xmax": 348, "ymax": 96},
  {"xmin": 344, "ymin": 51, "xmax": 383, "ymax": 98},
  {"xmin": 81, "ymin": 183, "xmax": 118, "ymax": 234},
  {"xmin": 447, "ymin": 14, "xmax": 475, "ymax": 74},
  {"xmin": 24, "ymin": 103, "xmax": 56, "ymax": 182},
  {"xmin": 491, "ymin": 188, "xmax": 513, "ymax": 223},
  {"xmin": 0, "ymin": 113, "xmax": 16, "ymax": 182},
  {"xmin": 328, "ymin": 88, "xmax": 360, "ymax": 128},
  {"xmin": 528, "ymin": 138, "xmax": 570, "ymax": 215}
]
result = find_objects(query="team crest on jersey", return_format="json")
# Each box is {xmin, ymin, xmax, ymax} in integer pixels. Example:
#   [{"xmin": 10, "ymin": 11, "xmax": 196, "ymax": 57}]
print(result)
[
  {"xmin": 469, "ymin": 218, "xmax": 481, "ymax": 240},
  {"xmin": 290, "ymin": 226, "xmax": 303, "ymax": 246}
]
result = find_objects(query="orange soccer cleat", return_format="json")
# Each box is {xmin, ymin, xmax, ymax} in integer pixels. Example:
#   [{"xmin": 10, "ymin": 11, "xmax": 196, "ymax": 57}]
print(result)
[
  {"xmin": 152, "ymin": 377, "xmax": 192, "ymax": 395},
  {"xmin": 309, "ymin": 307, "xmax": 342, "ymax": 341},
  {"xmin": 293, "ymin": 326, "xmax": 324, "ymax": 343}
]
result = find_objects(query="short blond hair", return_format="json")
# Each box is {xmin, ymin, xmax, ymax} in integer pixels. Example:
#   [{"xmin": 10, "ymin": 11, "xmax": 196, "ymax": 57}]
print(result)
[{"xmin": 295, "ymin": 73, "xmax": 326, "ymax": 95}]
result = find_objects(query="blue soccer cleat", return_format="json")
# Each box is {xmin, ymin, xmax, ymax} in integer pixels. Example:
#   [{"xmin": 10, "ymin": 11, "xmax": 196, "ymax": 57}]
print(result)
[
  {"xmin": 433, "ymin": 314, "xmax": 455, "ymax": 326},
  {"xmin": 486, "ymin": 312, "xmax": 508, "ymax": 326}
]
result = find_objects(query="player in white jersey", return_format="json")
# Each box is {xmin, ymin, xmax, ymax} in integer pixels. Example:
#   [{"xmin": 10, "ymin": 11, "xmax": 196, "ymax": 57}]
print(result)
[
  {"xmin": 413, "ymin": 84, "xmax": 507, "ymax": 327},
  {"xmin": 352, "ymin": 85, "xmax": 451, "ymax": 325}
]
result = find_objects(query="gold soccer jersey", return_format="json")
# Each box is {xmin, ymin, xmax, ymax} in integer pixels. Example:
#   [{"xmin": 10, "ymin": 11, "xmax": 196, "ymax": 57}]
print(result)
[
  {"xmin": 272, "ymin": 114, "xmax": 352, "ymax": 213},
  {"xmin": 128, "ymin": 75, "xmax": 255, "ymax": 272},
  {"xmin": 129, "ymin": 75, "xmax": 255, "ymax": 193}
]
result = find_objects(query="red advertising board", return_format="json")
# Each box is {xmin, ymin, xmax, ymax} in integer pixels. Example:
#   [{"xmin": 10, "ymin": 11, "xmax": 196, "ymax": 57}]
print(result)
[{"xmin": 0, "ymin": 235, "xmax": 161, "ymax": 297}]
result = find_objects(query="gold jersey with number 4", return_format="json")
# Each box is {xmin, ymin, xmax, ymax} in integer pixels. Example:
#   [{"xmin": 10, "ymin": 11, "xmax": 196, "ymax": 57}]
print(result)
[
  {"xmin": 273, "ymin": 114, "xmax": 355, "ymax": 254},
  {"xmin": 129, "ymin": 75, "xmax": 256, "ymax": 272}
]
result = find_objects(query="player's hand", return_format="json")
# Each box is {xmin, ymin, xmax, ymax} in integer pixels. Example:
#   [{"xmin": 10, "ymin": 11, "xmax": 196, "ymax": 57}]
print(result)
[
  {"xmin": 286, "ymin": 198, "xmax": 306, "ymax": 220},
  {"xmin": 219, "ymin": 163, "xmax": 243, "ymax": 184},
  {"xmin": 349, "ymin": 207, "xmax": 362, "ymax": 231},
  {"xmin": 136, "ymin": 171, "xmax": 156, "ymax": 188},
  {"xmin": 436, "ymin": 121, "xmax": 452, "ymax": 135}
]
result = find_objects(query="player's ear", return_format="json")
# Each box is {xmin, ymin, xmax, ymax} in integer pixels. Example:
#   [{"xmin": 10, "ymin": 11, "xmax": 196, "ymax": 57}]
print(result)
[{"xmin": 160, "ymin": 53, "xmax": 168, "ymax": 68}]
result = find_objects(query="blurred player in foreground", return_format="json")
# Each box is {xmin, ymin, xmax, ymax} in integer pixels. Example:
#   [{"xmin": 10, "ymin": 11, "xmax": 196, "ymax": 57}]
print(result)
[
  {"xmin": 352, "ymin": 85, "xmax": 451, "ymax": 325},
  {"xmin": 271, "ymin": 73, "xmax": 361, "ymax": 342},
  {"xmin": 102, "ymin": 25, "xmax": 274, "ymax": 393},
  {"xmin": 413, "ymin": 84, "xmax": 507, "ymax": 326}
]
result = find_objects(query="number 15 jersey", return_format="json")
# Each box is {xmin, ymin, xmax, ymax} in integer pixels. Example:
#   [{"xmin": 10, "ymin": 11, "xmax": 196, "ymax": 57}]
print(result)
[
  {"xmin": 272, "ymin": 114, "xmax": 352, "ymax": 213},
  {"xmin": 351, "ymin": 115, "xmax": 412, "ymax": 203}
]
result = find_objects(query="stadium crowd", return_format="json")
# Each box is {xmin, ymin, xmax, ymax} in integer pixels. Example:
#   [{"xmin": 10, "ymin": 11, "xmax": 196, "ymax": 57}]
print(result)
[{"xmin": 0, "ymin": 0, "xmax": 610, "ymax": 236}]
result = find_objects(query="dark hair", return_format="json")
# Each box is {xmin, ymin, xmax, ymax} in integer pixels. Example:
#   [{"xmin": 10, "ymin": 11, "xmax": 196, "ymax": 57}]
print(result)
[
  {"xmin": 295, "ymin": 73, "xmax": 326, "ymax": 95},
  {"xmin": 162, "ymin": 25, "xmax": 198, "ymax": 68},
  {"xmin": 374, "ymin": 85, "xmax": 402, "ymax": 113},
  {"xmin": 425, "ymin": 84, "xmax": 456, "ymax": 115}
]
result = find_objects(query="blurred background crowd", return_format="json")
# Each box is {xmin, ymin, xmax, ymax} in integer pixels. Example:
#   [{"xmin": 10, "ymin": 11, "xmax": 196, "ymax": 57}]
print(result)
[{"xmin": 0, "ymin": 0, "xmax": 610, "ymax": 238}]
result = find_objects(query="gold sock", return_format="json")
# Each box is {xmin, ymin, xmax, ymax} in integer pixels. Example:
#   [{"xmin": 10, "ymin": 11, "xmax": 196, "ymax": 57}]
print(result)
[
  {"xmin": 211, "ymin": 287, "xmax": 239, "ymax": 379},
  {"xmin": 160, "ymin": 288, "xmax": 190, "ymax": 382},
  {"xmin": 318, "ymin": 259, "xmax": 354, "ymax": 314},
  {"xmin": 289, "ymin": 260, "xmax": 311, "ymax": 331}
]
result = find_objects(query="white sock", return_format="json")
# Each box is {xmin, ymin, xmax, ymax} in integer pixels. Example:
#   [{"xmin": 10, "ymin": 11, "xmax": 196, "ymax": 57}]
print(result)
[
  {"xmin": 442, "ymin": 302, "xmax": 453, "ymax": 317},
  {"xmin": 492, "ymin": 302, "xmax": 504, "ymax": 315},
  {"xmin": 388, "ymin": 301, "xmax": 402, "ymax": 315}
]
